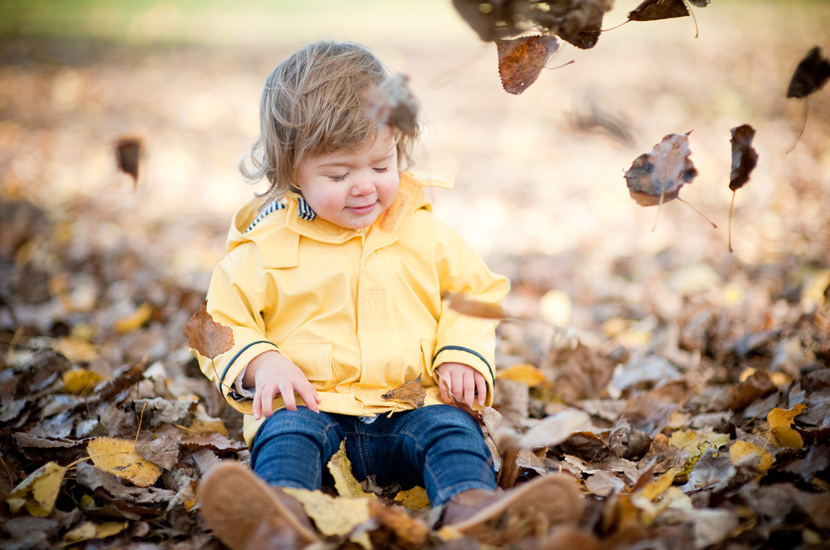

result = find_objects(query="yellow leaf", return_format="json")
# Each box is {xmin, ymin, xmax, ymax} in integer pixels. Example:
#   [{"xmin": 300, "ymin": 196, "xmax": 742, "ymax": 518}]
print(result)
[
  {"xmin": 62, "ymin": 521, "xmax": 129, "ymax": 544},
  {"xmin": 729, "ymin": 440, "xmax": 775, "ymax": 471},
  {"xmin": 496, "ymin": 363, "xmax": 547, "ymax": 386},
  {"xmin": 327, "ymin": 440, "xmax": 376, "ymax": 499},
  {"xmin": 5, "ymin": 462, "xmax": 66, "ymax": 517},
  {"xmin": 767, "ymin": 404, "xmax": 807, "ymax": 448},
  {"xmin": 282, "ymin": 487, "xmax": 370, "ymax": 537},
  {"xmin": 638, "ymin": 468, "xmax": 678, "ymax": 501},
  {"xmin": 114, "ymin": 302, "xmax": 153, "ymax": 334},
  {"xmin": 87, "ymin": 437, "xmax": 163, "ymax": 487},
  {"xmin": 393, "ymin": 486, "xmax": 430, "ymax": 510},
  {"xmin": 539, "ymin": 289, "xmax": 571, "ymax": 327},
  {"xmin": 63, "ymin": 369, "xmax": 105, "ymax": 395},
  {"xmin": 54, "ymin": 337, "xmax": 98, "ymax": 362}
]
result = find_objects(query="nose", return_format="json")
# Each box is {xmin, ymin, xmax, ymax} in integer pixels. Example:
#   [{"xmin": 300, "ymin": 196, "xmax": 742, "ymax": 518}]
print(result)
[{"xmin": 351, "ymin": 173, "xmax": 375, "ymax": 196}]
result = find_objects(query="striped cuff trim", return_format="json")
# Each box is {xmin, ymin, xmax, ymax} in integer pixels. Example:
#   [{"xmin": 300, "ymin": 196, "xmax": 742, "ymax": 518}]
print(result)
[
  {"xmin": 433, "ymin": 345, "xmax": 495, "ymax": 382},
  {"xmin": 219, "ymin": 340, "xmax": 279, "ymax": 391}
]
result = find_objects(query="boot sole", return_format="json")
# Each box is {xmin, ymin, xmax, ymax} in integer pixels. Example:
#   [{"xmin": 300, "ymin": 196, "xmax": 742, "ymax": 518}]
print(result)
[{"xmin": 198, "ymin": 461, "xmax": 319, "ymax": 549}]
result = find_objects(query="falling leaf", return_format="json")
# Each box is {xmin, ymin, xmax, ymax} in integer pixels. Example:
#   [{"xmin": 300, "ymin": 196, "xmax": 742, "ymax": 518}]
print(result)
[
  {"xmin": 628, "ymin": 0, "xmax": 689, "ymax": 22},
  {"xmin": 185, "ymin": 300, "xmax": 234, "ymax": 361},
  {"xmin": 87, "ymin": 437, "xmax": 163, "ymax": 487},
  {"xmin": 382, "ymin": 375, "xmax": 426, "ymax": 409},
  {"xmin": 63, "ymin": 368, "xmax": 105, "ymax": 395},
  {"xmin": 282, "ymin": 487, "xmax": 370, "ymax": 537},
  {"xmin": 728, "ymin": 124, "xmax": 758, "ymax": 252},
  {"xmin": 496, "ymin": 35, "xmax": 560, "ymax": 95},
  {"xmin": 442, "ymin": 291, "xmax": 506, "ymax": 319},
  {"xmin": 787, "ymin": 47, "xmax": 830, "ymax": 99},
  {"xmin": 62, "ymin": 521, "xmax": 129, "ymax": 545},
  {"xmin": 393, "ymin": 486, "xmax": 430, "ymax": 510},
  {"xmin": 362, "ymin": 73, "xmax": 418, "ymax": 137},
  {"xmin": 729, "ymin": 440, "xmax": 774, "ymax": 471},
  {"xmin": 115, "ymin": 136, "xmax": 143, "ymax": 186},
  {"xmin": 768, "ymin": 404, "xmax": 807, "ymax": 448},
  {"xmin": 5, "ymin": 461, "xmax": 67, "ymax": 517},
  {"xmin": 496, "ymin": 363, "xmax": 547, "ymax": 386},
  {"xmin": 328, "ymin": 440, "xmax": 377, "ymax": 499},
  {"xmin": 625, "ymin": 132, "xmax": 697, "ymax": 207}
]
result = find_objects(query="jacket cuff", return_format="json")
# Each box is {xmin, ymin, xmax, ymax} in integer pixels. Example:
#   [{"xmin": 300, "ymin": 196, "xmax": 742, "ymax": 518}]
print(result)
[{"xmin": 216, "ymin": 341, "xmax": 284, "ymax": 402}]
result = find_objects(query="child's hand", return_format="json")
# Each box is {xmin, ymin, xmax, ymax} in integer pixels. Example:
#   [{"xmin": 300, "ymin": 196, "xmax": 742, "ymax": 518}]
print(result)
[
  {"xmin": 244, "ymin": 351, "xmax": 322, "ymax": 420},
  {"xmin": 435, "ymin": 362, "xmax": 487, "ymax": 408}
]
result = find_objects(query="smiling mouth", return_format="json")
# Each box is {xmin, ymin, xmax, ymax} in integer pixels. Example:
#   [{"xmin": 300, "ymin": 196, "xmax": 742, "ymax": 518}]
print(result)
[{"xmin": 347, "ymin": 203, "xmax": 376, "ymax": 214}]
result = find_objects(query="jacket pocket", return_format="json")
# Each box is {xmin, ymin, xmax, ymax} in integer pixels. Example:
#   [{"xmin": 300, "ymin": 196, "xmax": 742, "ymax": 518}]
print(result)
[{"xmin": 278, "ymin": 341, "xmax": 333, "ymax": 381}]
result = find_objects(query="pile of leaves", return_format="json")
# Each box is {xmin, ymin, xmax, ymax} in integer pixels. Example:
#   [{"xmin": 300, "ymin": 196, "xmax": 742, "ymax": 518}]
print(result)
[{"xmin": 2, "ymin": 189, "xmax": 830, "ymax": 549}]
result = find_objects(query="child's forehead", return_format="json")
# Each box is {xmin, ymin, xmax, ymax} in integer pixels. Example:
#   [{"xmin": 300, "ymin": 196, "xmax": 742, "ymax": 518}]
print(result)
[{"xmin": 314, "ymin": 128, "xmax": 397, "ymax": 162}]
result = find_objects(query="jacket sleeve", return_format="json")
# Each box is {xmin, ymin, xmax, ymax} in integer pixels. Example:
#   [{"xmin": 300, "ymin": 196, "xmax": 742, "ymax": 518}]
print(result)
[
  {"xmin": 430, "ymin": 220, "xmax": 510, "ymax": 404},
  {"xmin": 191, "ymin": 243, "xmax": 289, "ymax": 414}
]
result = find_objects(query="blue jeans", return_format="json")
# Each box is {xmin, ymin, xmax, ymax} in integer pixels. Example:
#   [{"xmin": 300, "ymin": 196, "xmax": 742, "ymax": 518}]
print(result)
[{"xmin": 249, "ymin": 405, "xmax": 496, "ymax": 506}]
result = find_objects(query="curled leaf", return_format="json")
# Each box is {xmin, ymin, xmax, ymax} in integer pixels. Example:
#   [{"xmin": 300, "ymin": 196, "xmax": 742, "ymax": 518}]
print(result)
[
  {"xmin": 787, "ymin": 47, "xmax": 830, "ymax": 99},
  {"xmin": 186, "ymin": 300, "xmax": 234, "ymax": 361},
  {"xmin": 728, "ymin": 124, "xmax": 758, "ymax": 252},
  {"xmin": 628, "ymin": 0, "xmax": 689, "ymax": 22},
  {"xmin": 115, "ymin": 136, "xmax": 143, "ymax": 186},
  {"xmin": 496, "ymin": 35, "xmax": 560, "ymax": 95}
]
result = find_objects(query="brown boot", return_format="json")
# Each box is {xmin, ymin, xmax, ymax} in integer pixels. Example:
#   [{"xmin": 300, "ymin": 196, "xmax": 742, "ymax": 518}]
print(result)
[
  {"xmin": 198, "ymin": 461, "xmax": 319, "ymax": 550},
  {"xmin": 443, "ymin": 475, "xmax": 584, "ymax": 545}
]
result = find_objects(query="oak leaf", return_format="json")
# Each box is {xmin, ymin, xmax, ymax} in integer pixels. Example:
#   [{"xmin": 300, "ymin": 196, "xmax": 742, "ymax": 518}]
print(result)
[
  {"xmin": 382, "ymin": 375, "xmax": 426, "ymax": 409},
  {"xmin": 185, "ymin": 300, "xmax": 234, "ymax": 361},
  {"xmin": 496, "ymin": 35, "xmax": 559, "ymax": 95}
]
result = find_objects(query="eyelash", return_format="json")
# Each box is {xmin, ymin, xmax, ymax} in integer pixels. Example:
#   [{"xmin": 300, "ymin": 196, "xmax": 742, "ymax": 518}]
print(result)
[{"xmin": 329, "ymin": 167, "xmax": 388, "ymax": 182}]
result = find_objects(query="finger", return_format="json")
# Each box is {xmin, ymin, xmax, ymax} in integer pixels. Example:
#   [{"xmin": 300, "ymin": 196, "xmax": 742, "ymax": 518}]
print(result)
[
  {"xmin": 438, "ymin": 374, "xmax": 450, "ymax": 404},
  {"xmin": 297, "ymin": 384, "xmax": 320, "ymax": 413},
  {"xmin": 262, "ymin": 382, "xmax": 277, "ymax": 418},
  {"xmin": 252, "ymin": 387, "xmax": 262, "ymax": 421},
  {"xmin": 463, "ymin": 371, "xmax": 476, "ymax": 408},
  {"xmin": 280, "ymin": 381, "xmax": 297, "ymax": 411},
  {"xmin": 451, "ymin": 374, "xmax": 464, "ymax": 404},
  {"xmin": 475, "ymin": 373, "xmax": 487, "ymax": 406}
]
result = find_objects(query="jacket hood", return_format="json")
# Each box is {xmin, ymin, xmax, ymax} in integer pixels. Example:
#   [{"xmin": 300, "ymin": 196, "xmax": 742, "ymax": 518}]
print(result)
[{"xmin": 225, "ymin": 171, "xmax": 453, "ymax": 253}]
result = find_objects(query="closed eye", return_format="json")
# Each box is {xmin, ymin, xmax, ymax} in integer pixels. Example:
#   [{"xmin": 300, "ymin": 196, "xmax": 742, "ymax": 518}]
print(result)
[
  {"xmin": 329, "ymin": 173, "xmax": 349, "ymax": 181},
  {"xmin": 373, "ymin": 167, "xmax": 389, "ymax": 173}
]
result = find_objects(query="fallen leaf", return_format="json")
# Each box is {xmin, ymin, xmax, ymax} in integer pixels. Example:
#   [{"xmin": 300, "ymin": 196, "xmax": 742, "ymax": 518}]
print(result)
[
  {"xmin": 115, "ymin": 136, "xmax": 143, "ymax": 185},
  {"xmin": 624, "ymin": 132, "xmax": 698, "ymax": 208},
  {"xmin": 728, "ymin": 124, "xmax": 758, "ymax": 252},
  {"xmin": 496, "ymin": 363, "xmax": 547, "ymax": 386},
  {"xmin": 393, "ymin": 486, "xmax": 430, "ymax": 510},
  {"xmin": 542, "ymin": 338, "xmax": 616, "ymax": 402},
  {"xmin": 135, "ymin": 435, "xmax": 180, "ymax": 470},
  {"xmin": 636, "ymin": 468, "xmax": 678, "ymax": 501},
  {"xmin": 440, "ymin": 379, "xmax": 484, "ymax": 423},
  {"xmin": 282, "ymin": 487, "xmax": 370, "ymax": 537},
  {"xmin": 5, "ymin": 461, "xmax": 67, "ymax": 517},
  {"xmin": 442, "ymin": 291, "xmax": 506, "ymax": 319},
  {"xmin": 328, "ymin": 440, "xmax": 377, "ymax": 499},
  {"xmin": 518, "ymin": 409, "xmax": 590, "ymax": 449},
  {"xmin": 628, "ymin": 0, "xmax": 689, "ymax": 22},
  {"xmin": 382, "ymin": 375, "xmax": 426, "ymax": 409},
  {"xmin": 729, "ymin": 440, "xmax": 774, "ymax": 471},
  {"xmin": 362, "ymin": 73, "xmax": 418, "ymax": 137},
  {"xmin": 62, "ymin": 520, "xmax": 129, "ymax": 544},
  {"xmin": 87, "ymin": 437, "xmax": 163, "ymax": 487},
  {"xmin": 63, "ymin": 368, "xmax": 105, "ymax": 395},
  {"xmin": 585, "ymin": 470, "xmax": 627, "ymax": 496},
  {"xmin": 185, "ymin": 300, "xmax": 234, "ymax": 361},
  {"xmin": 496, "ymin": 35, "xmax": 560, "ymax": 95},
  {"xmin": 114, "ymin": 302, "xmax": 153, "ymax": 334},
  {"xmin": 368, "ymin": 499, "xmax": 430, "ymax": 548},
  {"xmin": 787, "ymin": 46, "xmax": 830, "ymax": 99},
  {"xmin": 768, "ymin": 404, "xmax": 807, "ymax": 448}
]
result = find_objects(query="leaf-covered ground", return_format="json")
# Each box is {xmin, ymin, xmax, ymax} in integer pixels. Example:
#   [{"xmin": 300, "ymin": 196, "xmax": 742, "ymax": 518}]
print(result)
[{"xmin": 1, "ymin": 1, "xmax": 829, "ymax": 548}]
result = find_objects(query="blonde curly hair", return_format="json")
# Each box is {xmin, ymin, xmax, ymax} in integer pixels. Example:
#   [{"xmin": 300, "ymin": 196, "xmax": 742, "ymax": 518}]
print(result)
[{"xmin": 240, "ymin": 41, "xmax": 419, "ymax": 207}]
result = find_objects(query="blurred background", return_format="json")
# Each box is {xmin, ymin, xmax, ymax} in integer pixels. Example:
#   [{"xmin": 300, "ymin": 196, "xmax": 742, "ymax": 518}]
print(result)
[{"xmin": 1, "ymin": 0, "xmax": 828, "ymax": 375}]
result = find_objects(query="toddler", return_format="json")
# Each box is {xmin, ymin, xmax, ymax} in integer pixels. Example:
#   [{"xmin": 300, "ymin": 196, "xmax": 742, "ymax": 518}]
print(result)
[{"xmin": 193, "ymin": 40, "xmax": 582, "ymax": 548}]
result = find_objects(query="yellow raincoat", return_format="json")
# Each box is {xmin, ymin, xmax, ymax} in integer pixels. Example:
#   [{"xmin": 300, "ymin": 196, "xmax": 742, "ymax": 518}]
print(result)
[{"xmin": 193, "ymin": 172, "xmax": 510, "ymax": 445}]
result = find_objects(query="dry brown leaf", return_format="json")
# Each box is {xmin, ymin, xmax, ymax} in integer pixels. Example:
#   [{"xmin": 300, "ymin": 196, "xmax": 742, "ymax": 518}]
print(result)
[
  {"xmin": 625, "ymin": 132, "xmax": 698, "ymax": 208},
  {"xmin": 368, "ymin": 499, "xmax": 430, "ymax": 548},
  {"xmin": 382, "ymin": 375, "xmax": 426, "ymax": 409},
  {"xmin": 728, "ymin": 124, "xmax": 758, "ymax": 252},
  {"xmin": 362, "ymin": 73, "xmax": 418, "ymax": 137},
  {"xmin": 628, "ymin": 0, "xmax": 689, "ymax": 22},
  {"xmin": 496, "ymin": 35, "xmax": 560, "ymax": 95},
  {"xmin": 787, "ymin": 46, "xmax": 830, "ymax": 99},
  {"xmin": 115, "ymin": 136, "xmax": 143, "ymax": 186},
  {"xmin": 185, "ymin": 300, "xmax": 234, "ymax": 361}
]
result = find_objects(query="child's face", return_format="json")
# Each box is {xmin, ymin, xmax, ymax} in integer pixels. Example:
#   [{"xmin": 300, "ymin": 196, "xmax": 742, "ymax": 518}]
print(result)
[{"xmin": 297, "ymin": 128, "xmax": 399, "ymax": 230}]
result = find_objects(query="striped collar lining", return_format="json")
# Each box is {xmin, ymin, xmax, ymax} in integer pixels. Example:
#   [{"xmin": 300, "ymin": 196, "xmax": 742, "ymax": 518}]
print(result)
[{"xmin": 244, "ymin": 196, "xmax": 317, "ymax": 234}]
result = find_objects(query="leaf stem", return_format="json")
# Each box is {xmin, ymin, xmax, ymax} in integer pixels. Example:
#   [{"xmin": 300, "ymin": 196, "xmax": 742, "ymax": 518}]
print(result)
[
  {"xmin": 728, "ymin": 191, "xmax": 736, "ymax": 253},
  {"xmin": 677, "ymin": 197, "xmax": 717, "ymax": 228},
  {"xmin": 786, "ymin": 98, "xmax": 810, "ymax": 155}
]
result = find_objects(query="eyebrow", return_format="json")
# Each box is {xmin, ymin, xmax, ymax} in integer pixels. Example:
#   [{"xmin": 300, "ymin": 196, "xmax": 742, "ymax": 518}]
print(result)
[{"xmin": 317, "ymin": 151, "xmax": 396, "ymax": 168}]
